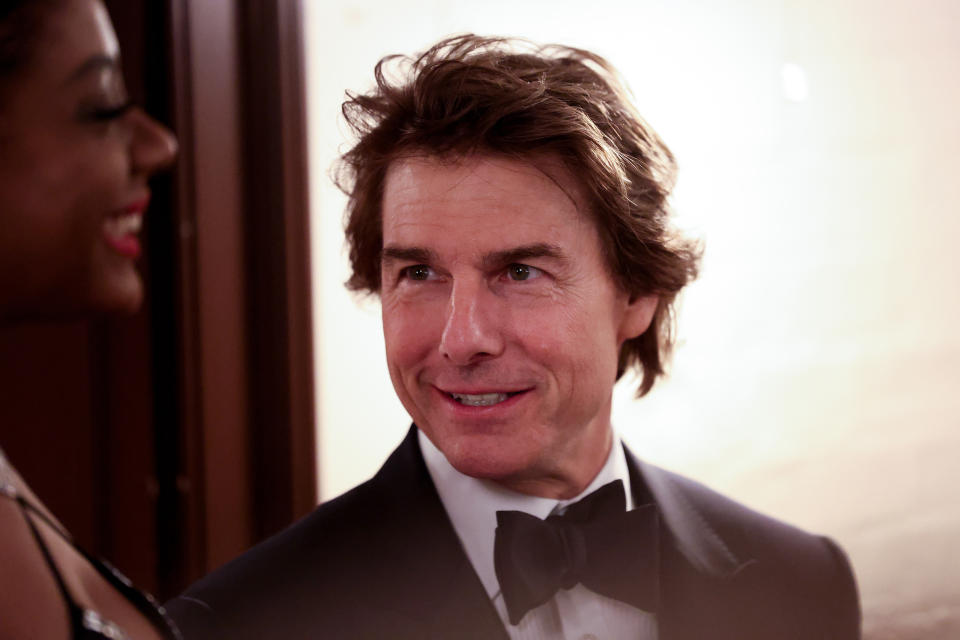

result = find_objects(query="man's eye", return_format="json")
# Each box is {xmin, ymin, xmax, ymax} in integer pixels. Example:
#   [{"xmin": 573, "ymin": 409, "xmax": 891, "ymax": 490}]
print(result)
[
  {"xmin": 506, "ymin": 264, "xmax": 541, "ymax": 281},
  {"xmin": 403, "ymin": 265, "xmax": 433, "ymax": 281}
]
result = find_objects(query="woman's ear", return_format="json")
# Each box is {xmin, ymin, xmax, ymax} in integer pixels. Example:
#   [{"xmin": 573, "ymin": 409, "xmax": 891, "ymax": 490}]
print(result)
[{"xmin": 617, "ymin": 294, "xmax": 659, "ymax": 343}]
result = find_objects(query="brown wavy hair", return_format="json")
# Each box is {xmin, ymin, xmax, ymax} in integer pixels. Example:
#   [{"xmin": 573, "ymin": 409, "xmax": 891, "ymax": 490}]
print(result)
[{"xmin": 336, "ymin": 35, "xmax": 701, "ymax": 396}]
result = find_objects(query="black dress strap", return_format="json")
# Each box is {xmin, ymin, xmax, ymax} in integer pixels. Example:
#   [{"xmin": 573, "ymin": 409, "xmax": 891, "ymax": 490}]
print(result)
[
  {"xmin": 0, "ymin": 466, "xmax": 180, "ymax": 640},
  {"xmin": 12, "ymin": 492, "xmax": 96, "ymax": 635}
]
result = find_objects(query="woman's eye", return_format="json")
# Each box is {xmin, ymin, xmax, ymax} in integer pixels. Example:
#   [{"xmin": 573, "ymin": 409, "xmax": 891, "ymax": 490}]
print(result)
[
  {"xmin": 506, "ymin": 263, "xmax": 541, "ymax": 281},
  {"xmin": 86, "ymin": 100, "xmax": 134, "ymax": 122},
  {"xmin": 403, "ymin": 265, "xmax": 433, "ymax": 281}
]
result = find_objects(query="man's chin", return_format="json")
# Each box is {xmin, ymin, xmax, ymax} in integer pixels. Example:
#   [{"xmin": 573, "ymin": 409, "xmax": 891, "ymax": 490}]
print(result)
[{"xmin": 441, "ymin": 435, "xmax": 542, "ymax": 484}]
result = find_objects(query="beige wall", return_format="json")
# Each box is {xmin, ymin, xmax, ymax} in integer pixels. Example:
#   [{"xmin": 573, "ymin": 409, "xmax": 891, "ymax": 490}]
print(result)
[{"xmin": 304, "ymin": 1, "xmax": 960, "ymax": 637}]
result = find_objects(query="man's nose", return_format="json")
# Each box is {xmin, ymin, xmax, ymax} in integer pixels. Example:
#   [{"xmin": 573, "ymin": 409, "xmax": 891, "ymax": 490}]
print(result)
[{"xmin": 438, "ymin": 279, "xmax": 504, "ymax": 365}]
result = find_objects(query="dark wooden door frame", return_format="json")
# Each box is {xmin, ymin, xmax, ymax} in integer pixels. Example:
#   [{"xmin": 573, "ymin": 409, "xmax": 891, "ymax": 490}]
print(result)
[
  {"xmin": 164, "ymin": 0, "xmax": 316, "ymax": 592},
  {"xmin": 236, "ymin": 0, "xmax": 317, "ymax": 544}
]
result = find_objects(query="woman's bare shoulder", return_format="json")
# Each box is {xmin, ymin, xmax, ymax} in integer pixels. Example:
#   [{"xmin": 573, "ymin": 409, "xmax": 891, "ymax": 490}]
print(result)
[{"xmin": 0, "ymin": 491, "xmax": 70, "ymax": 639}]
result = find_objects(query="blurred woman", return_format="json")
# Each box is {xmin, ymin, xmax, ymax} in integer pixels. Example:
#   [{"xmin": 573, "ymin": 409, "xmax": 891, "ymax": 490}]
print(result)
[{"xmin": 0, "ymin": 0, "xmax": 179, "ymax": 637}]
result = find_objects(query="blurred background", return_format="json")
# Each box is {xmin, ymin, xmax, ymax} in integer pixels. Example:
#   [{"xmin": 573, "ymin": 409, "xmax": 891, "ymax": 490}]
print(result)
[{"xmin": 305, "ymin": 1, "xmax": 960, "ymax": 638}]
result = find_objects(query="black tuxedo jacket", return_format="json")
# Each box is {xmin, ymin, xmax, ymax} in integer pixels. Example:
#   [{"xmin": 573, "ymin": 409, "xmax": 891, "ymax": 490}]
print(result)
[{"xmin": 167, "ymin": 426, "xmax": 860, "ymax": 639}]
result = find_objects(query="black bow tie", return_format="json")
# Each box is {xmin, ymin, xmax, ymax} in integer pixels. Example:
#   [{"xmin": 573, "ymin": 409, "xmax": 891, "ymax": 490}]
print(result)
[{"xmin": 493, "ymin": 480, "xmax": 659, "ymax": 625}]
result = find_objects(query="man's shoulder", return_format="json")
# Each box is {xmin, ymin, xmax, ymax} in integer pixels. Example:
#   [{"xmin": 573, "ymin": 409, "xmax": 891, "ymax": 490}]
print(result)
[
  {"xmin": 165, "ymin": 429, "xmax": 469, "ymax": 638},
  {"xmin": 213, "ymin": 472, "xmax": 393, "ymax": 575},
  {"xmin": 164, "ymin": 476, "xmax": 390, "ymax": 636},
  {"xmin": 183, "ymin": 427, "xmax": 430, "ymax": 586},
  {"xmin": 634, "ymin": 458, "xmax": 861, "ymax": 638},
  {"xmin": 638, "ymin": 458, "xmax": 850, "ymax": 572},
  {"xmin": 194, "ymin": 433, "xmax": 432, "ymax": 565}
]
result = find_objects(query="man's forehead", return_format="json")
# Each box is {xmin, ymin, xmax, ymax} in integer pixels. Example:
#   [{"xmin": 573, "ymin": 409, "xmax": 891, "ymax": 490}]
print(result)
[
  {"xmin": 383, "ymin": 152, "xmax": 588, "ymax": 211},
  {"xmin": 378, "ymin": 154, "xmax": 613, "ymax": 281},
  {"xmin": 379, "ymin": 153, "xmax": 603, "ymax": 267}
]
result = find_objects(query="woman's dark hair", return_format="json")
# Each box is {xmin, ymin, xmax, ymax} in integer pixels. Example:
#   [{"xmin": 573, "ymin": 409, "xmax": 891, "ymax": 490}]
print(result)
[
  {"xmin": 336, "ymin": 34, "xmax": 702, "ymax": 397},
  {"xmin": 0, "ymin": 1, "xmax": 57, "ymax": 92}
]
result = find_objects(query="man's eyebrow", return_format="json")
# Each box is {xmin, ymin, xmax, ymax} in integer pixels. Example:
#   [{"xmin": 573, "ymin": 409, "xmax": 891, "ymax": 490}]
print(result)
[
  {"xmin": 381, "ymin": 246, "xmax": 435, "ymax": 264},
  {"xmin": 381, "ymin": 243, "xmax": 566, "ymax": 267},
  {"xmin": 482, "ymin": 243, "xmax": 566, "ymax": 268},
  {"xmin": 63, "ymin": 54, "xmax": 121, "ymax": 85}
]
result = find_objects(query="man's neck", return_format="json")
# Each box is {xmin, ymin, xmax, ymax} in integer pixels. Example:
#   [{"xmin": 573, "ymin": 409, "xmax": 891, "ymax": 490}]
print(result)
[
  {"xmin": 488, "ymin": 427, "xmax": 615, "ymax": 499},
  {"xmin": 418, "ymin": 427, "xmax": 635, "ymax": 603}
]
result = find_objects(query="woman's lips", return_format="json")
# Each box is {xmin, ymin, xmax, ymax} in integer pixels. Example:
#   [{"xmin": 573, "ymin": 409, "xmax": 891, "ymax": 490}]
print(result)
[{"xmin": 103, "ymin": 197, "xmax": 149, "ymax": 258}]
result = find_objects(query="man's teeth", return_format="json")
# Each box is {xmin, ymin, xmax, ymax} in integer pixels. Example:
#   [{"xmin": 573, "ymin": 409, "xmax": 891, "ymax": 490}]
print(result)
[
  {"xmin": 450, "ymin": 392, "xmax": 510, "ymax": 407},
  {"xmin": 103, "ymin": 214, "xmax": 142, "ymax": 239}
]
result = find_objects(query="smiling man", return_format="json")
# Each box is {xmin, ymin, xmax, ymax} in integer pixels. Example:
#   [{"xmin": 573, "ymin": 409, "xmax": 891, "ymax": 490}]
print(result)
[
  {"xmin": 169, "ymin": 35, "xmax": 861, "ymax": 640},
  {"xmin": 380, "ymin": 153, "xmax": 656, "ymax": 500}
]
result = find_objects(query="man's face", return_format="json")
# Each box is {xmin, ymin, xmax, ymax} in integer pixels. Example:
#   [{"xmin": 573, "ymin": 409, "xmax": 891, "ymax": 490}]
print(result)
[{"xmin": 380, "ymin": 154, "xmax": 656, "ymax": 498}]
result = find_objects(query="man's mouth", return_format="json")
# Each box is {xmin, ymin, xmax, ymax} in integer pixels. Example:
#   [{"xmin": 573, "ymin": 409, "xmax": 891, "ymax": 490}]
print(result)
[{"xmin": 447, "ymin": 391, "xmax": 525, "ymax": 407}]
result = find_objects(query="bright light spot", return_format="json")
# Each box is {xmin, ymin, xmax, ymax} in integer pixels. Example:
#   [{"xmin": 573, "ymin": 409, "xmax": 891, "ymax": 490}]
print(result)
[{"xmin": 781, "ymin": 62, "xmax": 809, "ymax": 102}]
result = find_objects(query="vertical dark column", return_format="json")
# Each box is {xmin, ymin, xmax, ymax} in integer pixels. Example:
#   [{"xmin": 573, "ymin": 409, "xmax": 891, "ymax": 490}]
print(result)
[
  {"xmin": 102, "ymin": 0, "xmax": 178, "ymax": 595},
  {"xmin": 236, "ymin": 0, "xmax": 317, "ymax": 542},
  {"xmin": 139, "ymin": 0, "xmax": 184, "ymax": 601}
]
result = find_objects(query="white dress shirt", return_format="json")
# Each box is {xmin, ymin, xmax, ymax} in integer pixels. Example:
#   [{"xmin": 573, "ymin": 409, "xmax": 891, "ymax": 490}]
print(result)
[{"xmin": 419, "ymin": 429, "xmax": 659, "ymax": 640}]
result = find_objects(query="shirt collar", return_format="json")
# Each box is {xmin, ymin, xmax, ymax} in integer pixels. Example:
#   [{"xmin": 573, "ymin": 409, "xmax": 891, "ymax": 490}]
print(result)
[{"xmin": 418, "ymin": 428, "xmax": 634, "ymax": 600}]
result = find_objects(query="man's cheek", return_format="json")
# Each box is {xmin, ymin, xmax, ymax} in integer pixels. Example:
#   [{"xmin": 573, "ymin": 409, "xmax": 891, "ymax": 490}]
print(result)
[
  {"xmin": 513, "ymin": 311, "xmax": 567, "ymax": 354},
  {"xmin": 386, "ymin": 321, "xmax": 436, "ymax": 371}
]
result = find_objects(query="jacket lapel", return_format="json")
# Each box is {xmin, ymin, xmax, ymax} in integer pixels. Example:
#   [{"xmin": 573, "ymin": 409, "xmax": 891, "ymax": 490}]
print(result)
[
  {"xmin": 624, "ymin": 447, "xmax": 761, "ymax": 640},
  {"xmin": 373, "ymin": 426, "xmax": 509, "ymax": 640}
]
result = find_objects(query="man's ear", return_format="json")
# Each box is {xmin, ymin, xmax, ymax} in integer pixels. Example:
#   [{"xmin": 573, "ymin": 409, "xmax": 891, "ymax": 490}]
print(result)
[{"xmin": 617, "ymin": 294, "xmax": 659, "ymax": 343}]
